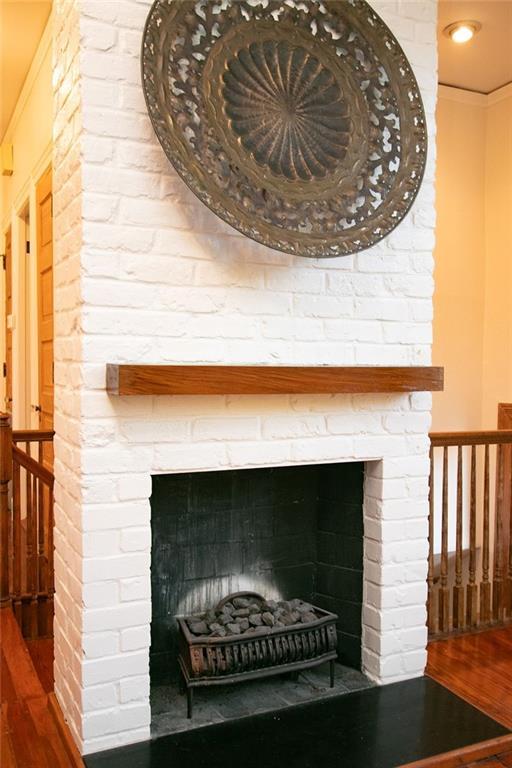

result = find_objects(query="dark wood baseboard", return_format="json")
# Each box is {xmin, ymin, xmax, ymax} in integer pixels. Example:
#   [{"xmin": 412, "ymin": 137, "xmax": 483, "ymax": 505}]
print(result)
[{"xmin": 47, "ymin": 693, "xmax": 83, "ymax": 767}]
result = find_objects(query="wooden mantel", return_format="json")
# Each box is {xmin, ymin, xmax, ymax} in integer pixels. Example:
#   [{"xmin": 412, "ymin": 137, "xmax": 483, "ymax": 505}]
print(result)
[{"xmin": 106, "ymin": 364, "xmax": 444, "ymax": 396}]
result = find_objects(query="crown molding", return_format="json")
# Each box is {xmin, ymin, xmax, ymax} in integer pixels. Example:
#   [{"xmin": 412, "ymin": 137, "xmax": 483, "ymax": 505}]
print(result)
[
  {"xmin": 438, "ymin": 82, "xmax": 512, "ymax": 108},
  {"xmin": 487, "ymin": 82, "xmax": 512, "ymax": 106},
  {"xmin": 438, "ymin": 84, "xmax": 487, "ymax": 106}
]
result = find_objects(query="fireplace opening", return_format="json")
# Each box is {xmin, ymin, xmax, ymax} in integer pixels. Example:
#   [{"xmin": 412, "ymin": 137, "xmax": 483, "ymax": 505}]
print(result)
[{"xmin": 150, "ymin": 461, "xmax": 372, "ymax": 734}]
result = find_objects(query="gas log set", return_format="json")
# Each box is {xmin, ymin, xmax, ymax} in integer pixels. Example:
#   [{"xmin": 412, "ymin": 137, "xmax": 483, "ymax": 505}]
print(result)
[
  {"xmin": 186, "ymin": 595, "xmax": 321, "ymax": 638},
  {"xmin": 177, "ymin": 592, "xmax": 338, "ymax": 717}
]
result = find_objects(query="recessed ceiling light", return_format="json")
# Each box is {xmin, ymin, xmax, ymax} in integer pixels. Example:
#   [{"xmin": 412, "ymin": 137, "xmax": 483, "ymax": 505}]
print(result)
[{"xmin": 443, "ymin": 21, "xmax": 482, "ymax": 44}]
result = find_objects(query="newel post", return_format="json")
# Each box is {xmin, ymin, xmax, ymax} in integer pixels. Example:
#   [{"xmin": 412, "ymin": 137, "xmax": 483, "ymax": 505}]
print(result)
[{"xmin": 0, "ymin": 412, "xmax": 12, "ymax": 608}]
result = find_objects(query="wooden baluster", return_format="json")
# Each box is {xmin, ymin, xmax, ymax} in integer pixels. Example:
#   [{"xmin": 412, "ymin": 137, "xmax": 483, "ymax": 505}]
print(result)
[
  {"xmin": 494, "ymin": 444, "xmax": 505, "ymax": 622},
  {"xmin": 38, "ymin": 444, "xmax": 46, "ymax": 635},
  {"xmin": 480, "ymin": 444, "xmax": 491, "ymax": 624},
  {"xmin": 0, "ymin": 413, "xmax": 12, "ymax": 608},
  {"xmin": 38, "ymin": 441, "xmax": 46, "ymax": 635},
  {"xmin": 25, "ymin": 451, "xmax": 35, "ymax": 638},
  {"xmin": 466, "ymin": 445, "xmax": 478, "ymax": 627},
  {"xmin": 46, "ymin": 478, "xmax": 55, "ymax": 636},
  {"xmin": 30, "ymin": 471, "xmax": 39, "ymax": 638},
  {"xmin": 509, "ymin": 449, "xmax": 512, "ymax": 618},
  {"xmin": 12, "ymin": 456, "xmax": 22, "ymax": 626},
  {"xmin": 439, "ymin": 446, "xmax": 450, "ymax": 633},
  {"xmin": 453, "ymin": 445, "xmax": 464, "ymax": 629},
  {"xmin": 428, "ymin": 446, "xmax": 436, "ymax": 634}
]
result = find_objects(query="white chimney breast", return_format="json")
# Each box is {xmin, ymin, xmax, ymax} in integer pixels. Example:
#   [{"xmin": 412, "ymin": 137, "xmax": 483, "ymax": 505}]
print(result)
[{"xmin": 52, "ymin": 0, "xmax": 437, "ymax": 754}]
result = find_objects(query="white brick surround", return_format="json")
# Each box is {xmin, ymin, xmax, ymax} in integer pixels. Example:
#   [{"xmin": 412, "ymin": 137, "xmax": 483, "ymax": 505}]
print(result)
[{"xmin": 52, "ymin": 0, "xmax": 437, "ymax": 755}]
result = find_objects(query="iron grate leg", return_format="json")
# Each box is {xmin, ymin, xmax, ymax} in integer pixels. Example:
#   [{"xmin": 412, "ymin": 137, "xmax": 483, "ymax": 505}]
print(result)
[{"xmin": 187, "ymin": 686, "xmax": 194, "ymax": 718}]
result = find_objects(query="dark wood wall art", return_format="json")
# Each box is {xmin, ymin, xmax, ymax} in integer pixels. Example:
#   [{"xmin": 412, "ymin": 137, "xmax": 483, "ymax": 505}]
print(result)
[{"xmin": 141, "ymin": 0, "xmax": 427, "ymax": 257}]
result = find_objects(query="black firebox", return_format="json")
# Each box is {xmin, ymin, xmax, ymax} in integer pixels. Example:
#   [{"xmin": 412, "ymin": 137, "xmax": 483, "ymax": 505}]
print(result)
[{"xmin": 150, "ymin": 462, "xmax": 364, "ymax": 688}]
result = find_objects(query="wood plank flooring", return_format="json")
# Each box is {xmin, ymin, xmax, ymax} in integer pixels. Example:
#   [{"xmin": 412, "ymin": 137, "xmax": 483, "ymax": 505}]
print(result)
[
  {"xmin": 3, "ymin": 607, "xmax": 512, "ymax": 768},
  {"xmin": 425, "ymin": 625, "xmax": 512, "ymax": 767},
  {"xmin": 0, "ymin": 607, "xmax": 82, "ymax": 767},
  {"xmin": 400, "ymin": 741, "xmax": 512, "ymax": 768},
  {"xmin": 26, "ymin": 638, "xmax": 54, "ymax": 695},
  {"xmin": 427, "ymin": 626, "xmax": 512, "ymax": 730}
]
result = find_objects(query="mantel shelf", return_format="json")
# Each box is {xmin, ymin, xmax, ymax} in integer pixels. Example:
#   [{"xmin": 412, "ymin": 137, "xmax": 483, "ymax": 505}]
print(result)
[{"xmin": 106, "ymin": 364, "xmax": 444, "ymax": 396}]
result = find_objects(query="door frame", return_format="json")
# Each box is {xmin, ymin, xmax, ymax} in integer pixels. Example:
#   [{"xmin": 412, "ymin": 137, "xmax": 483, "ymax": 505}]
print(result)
[
  {"xmin": 2, "ymin": 226, "xmax": 12, "ymax": 413},
  {"xmin": 35, "ymin": 164, "xmax": 53, "ymax": 465}
]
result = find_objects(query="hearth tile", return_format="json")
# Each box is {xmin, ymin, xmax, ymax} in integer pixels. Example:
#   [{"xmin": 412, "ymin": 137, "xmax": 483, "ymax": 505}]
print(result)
[
  {"xmin": 331, "ymin": 664, "xmax": 374, "ymax": 690},
  {"xmin": 150, "ymin": 662, "xmax": 370, "ymax": 738},
  {"xmin": 212, "ymin": 685, "xmax": 289, "ymax": 720},
  {"xmin": 151, "ymin": 705, "xmax": 223, "ymax": 738},
  {"xmin": 302, "ymin": 663, "xmax": 369, "ymax": 691}
]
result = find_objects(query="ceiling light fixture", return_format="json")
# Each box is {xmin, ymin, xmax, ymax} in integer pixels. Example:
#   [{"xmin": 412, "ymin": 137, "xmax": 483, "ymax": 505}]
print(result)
[{"xmin": 443, "ymin": 21, "xmax": 482, "ymax": 44}]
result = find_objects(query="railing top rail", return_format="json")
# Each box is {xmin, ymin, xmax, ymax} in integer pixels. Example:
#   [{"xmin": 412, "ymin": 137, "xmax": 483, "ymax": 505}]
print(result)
[
  {"xmin": 430, "ymin": 429, "xmax": 512, "ymax": 447},
  {"xmin": 12, "ymin": 429, "xmax": 54, "ymax": 443},
  {"xmin": 12, "ymin": 445, "xmax": 54, "ymax": 486}
]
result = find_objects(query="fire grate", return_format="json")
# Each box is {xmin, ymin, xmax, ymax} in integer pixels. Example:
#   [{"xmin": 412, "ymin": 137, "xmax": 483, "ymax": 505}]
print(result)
[{"xmin": 177, "ymin": 592, "xmax": 338, "ymax": 717}]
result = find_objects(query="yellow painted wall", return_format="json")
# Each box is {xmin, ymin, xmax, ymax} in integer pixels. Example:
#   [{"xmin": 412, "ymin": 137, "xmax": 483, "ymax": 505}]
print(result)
[
  {"xmin": 0, "ymin": 15, "xmax": 52, "ymax": 426},
  {"xmin": 433, "ymin": 84, "xmax": 512, "ymax": 431},
  {"xmin": 0, "ymin": 20, "xmax": 52, "ymax": 225},
  {"xmin": 482, "ymin": 87, "xmax": 512, "ymax": 427},
  {"xmin": 432, "ymin": 87, "xmax": 487, "ymax": 430}
]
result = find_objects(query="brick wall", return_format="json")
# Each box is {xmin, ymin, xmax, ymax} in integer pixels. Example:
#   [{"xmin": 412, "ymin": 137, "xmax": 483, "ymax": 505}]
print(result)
[
  {"xmin": 53, "ymin": 0, "xmax": 437, "ymax": 754},
  {"xmin": 52, "ymin": 0, "xmax": 83, "ymax": 750}
]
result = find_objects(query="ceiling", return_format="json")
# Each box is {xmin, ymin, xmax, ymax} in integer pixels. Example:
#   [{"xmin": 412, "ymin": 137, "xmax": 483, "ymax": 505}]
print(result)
[
  {"xmin": 0, "ymin": 0, "xmax": 509, "ymax": 143},
  {"xmin": 438, "ymin": 0, "xmax": 512, "ymax": 93},
  {"xmin": 0, "ymin": 0, "xmax": 52, "ymax": 141}
]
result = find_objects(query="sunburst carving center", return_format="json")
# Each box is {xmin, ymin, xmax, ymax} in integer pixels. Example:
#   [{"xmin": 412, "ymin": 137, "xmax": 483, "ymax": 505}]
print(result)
[{"xmin": 222, "ymin": 39, "xmax": 351, "ymax": 181}]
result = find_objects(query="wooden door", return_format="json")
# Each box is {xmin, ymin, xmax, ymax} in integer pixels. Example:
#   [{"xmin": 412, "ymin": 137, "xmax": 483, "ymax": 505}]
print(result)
[
  {"xmin": 36, "ymin": 168, "xmax": 53, "ymax": 463},
  {"xmin": 4, "ymin": 227, "xmax": 12, "ymax": 412}
]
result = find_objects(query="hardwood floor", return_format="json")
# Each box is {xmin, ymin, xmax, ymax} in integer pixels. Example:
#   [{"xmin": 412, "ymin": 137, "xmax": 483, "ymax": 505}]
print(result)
[
  {"xmin": 26, "ymin": 637, "xmax": 54, "ymax": 695},
  {"xmin": 401, "ymin": 743, "xmax": 512, "ymax": 767},
  {"xmin": 469, "ymin": 753, "xmax": 512, "ymax": 766},
  {"xmin": 425, "ymin": 625, "xmax": 512, "ymax": 767},
  {"xmin": 427, "ymin": 625, "xmax": 512, "ymax": 729},
  {"xmin": 3, "ymin": 607, "xmax": 512, "ymax": 768},
  {"xmin": 0, "ymin": 608, "xmax": 82, "ymax": 767}
]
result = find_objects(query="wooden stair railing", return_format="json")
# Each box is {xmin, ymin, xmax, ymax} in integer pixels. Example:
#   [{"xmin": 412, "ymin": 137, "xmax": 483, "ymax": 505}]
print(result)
[
  {"xmin": 3, "ymin": 408, "xmax": 512, "ymax": 643},
  {"xmin": 428, "ymin": 429, "xmax": 512, "ymax": 639},
  {"xmin": 0, "ymin": 413, "xmax": 11, "ymax": 609},
  {"xmin": 0, "ymin": 412, "xmax": 55, "ymax": 638}
]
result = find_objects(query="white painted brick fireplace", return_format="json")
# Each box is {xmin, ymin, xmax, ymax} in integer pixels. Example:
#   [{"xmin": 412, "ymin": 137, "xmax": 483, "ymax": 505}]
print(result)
[{"xmin": 52, "ymin": 0, "xmax": 438, "ymax": 755}]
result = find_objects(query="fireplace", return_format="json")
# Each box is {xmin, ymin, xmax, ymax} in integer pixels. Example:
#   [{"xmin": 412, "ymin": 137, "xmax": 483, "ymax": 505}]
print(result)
[
  {"xmin": 150, "ymin": 462, "xmax": 368, "ymax": 729},
  {"xmin": 51, "ymin": 0, "xmax": 436, "ymax": 753}
]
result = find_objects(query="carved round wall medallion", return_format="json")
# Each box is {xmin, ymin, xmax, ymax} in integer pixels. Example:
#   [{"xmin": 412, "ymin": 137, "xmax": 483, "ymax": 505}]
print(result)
[
  {"xmin": 141, "ymin": 0, "xmax": 427, "ymax": 258},
  {"xmin": 222, "ymin": 41, "xmax": 348, "ymax": 181}
]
